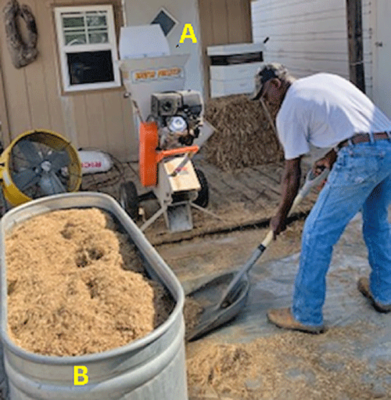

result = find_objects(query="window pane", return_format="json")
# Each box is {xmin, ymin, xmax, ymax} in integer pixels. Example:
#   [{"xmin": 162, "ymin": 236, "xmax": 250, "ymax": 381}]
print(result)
[
  {"xmin": 86, "ymin": 14, "xmax": 107, "ymax": 27},
  {"xmin": 63, "ymin": 16, "xmax": 85, "ymax": 28},
  {"xmin": 151, "ymin": 10, "xmax": 177, "ymax": 36},
  {"xmin": 65, "ymin": 33, "xmax": 87, "ymax": 46},
  {"xmin": 88, "ymin": 32, "xmax": 108, "ymax": 44},
  {"xmin": 67, "ymin": 51, "xmax": 115, "ymax": 85}
]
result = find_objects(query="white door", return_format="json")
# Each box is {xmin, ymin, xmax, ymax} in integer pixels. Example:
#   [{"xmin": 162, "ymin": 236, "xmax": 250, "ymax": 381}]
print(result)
[{"xmin": 372, "ymin": 0, "xmax": 391, "ymax": 118}]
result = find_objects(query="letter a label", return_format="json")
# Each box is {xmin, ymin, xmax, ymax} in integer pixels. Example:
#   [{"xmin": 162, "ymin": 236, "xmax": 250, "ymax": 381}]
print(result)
[
  {"xmin": 179, "ymin": 23, "xmax": 198, "ymax": 43},
  {"xmin": 74, "ymin": 366, "xmax": 89, "ymax": 386}
]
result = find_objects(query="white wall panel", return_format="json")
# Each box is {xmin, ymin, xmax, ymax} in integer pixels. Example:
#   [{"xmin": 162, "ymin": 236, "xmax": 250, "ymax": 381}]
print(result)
[
  {"xmin": 251, "ymin": 0, "xmax": 373, "ymax": 98},
  {"xmin": 370, "ymin": 0, "xmax": 391, "ymax": 118}
]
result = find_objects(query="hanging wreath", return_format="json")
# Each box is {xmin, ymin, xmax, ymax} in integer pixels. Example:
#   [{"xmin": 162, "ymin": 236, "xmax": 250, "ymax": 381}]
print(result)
[{"xmin": 3, "ymin": 0, "xmax": 38, "ymax": 69}]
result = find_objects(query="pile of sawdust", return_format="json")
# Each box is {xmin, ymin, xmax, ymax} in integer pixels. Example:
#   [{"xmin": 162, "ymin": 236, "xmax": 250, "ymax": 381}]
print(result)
[
  {"xmin": 187, "ymin": 323, "xmax": 391, "ymax": 399},
  {"xmin": 203, "ymin": 95, "xmax": 284, "ymax": 171},
  {"xmin": 6, "ymin": 208, "xmax": 174, "ymax": 356}
]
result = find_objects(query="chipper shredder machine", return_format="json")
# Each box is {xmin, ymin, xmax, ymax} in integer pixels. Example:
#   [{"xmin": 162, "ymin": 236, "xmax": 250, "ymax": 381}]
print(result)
[{"xmin": 118, "ymin": 51, "xmax": 215, "ymax": 233}]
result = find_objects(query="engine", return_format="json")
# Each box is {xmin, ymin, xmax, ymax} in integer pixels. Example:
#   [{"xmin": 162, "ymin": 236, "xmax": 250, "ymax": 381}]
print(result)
[{"xmin": 150, "ymin": 90, "xmax": 203, "ymax": 149}]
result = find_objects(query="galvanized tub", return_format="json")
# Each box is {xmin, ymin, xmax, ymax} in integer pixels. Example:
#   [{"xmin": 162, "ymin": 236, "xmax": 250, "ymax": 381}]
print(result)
[{"xmin": 0, "ymin": 193, "xmax": 188, "ymax": 400}]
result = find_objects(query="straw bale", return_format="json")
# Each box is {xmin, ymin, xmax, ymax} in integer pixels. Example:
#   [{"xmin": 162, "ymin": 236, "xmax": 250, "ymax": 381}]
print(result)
[
  {"xmin": 5, "ymin": 208, "xmax": 174, "ymax": 356},
  {"xmin": 203, "ymin": 95, "xmax": 284, "ymax": 171}
]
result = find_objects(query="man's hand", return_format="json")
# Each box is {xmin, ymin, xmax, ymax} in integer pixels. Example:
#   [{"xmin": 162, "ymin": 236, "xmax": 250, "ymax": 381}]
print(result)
[
  {"xmin": 312, "ymin": 149, "xmax": 337, "ymax": 176},
  {"xmin": 270, "ymin": 213, "xmax": 287, "ymax": 240}
]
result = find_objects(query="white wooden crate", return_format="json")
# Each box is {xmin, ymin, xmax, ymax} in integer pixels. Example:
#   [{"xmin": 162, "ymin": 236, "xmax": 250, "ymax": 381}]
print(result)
[
  {"xmin": 207, "ymin": 43, "xmax": 265, "ymax": 56},
  {"xmin": 210, "ymin": 62, "xmax": 263, "ymax": 81},
  {"xmin": 210, "ymin": 78, "xmax": 254, "ymax": 98}
]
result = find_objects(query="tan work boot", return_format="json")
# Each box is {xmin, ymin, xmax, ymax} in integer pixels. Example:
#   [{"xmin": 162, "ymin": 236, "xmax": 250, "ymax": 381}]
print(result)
[
  {"xmin": 357, "ymin": 277, "xmax": 391, "ymax": 313},
  {"xmin": 267, "ymin": 307, "xmax": 325, "ymax": 334}
]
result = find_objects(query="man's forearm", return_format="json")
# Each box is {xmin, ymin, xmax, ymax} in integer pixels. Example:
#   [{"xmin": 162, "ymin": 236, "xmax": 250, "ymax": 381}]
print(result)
[{"xmin": 277, "ymin": 166, "xmax": 301, "ymax": 218}]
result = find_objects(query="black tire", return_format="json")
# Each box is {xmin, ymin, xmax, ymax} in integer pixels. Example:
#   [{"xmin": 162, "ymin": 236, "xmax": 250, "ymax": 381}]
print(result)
[
  {"xmin": 119, "ymin": 181, "xmax": 139, "ymax": 220},
  {"xmin": 194, "ymin": 168, "xmax": 209, "ymax": 208},
  {"xmin": 0, "ymin": 189, "xmax": 7, "ymax": 218}
]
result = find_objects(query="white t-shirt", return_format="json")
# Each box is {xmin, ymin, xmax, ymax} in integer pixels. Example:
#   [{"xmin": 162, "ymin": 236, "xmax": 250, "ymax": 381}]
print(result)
[{"xmin": 276, "ymin": 73, "xmax": 391, "ymax": 160}]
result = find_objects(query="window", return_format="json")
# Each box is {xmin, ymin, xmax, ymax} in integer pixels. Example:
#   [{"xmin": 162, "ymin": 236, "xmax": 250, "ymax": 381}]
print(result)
[
  {"xmin": 54, "ymin": 5, "xmax": 121, "ymax": 93},
  {"xmin": 151, "ymin": 8, "xmax": 178, "ymax": 37}
]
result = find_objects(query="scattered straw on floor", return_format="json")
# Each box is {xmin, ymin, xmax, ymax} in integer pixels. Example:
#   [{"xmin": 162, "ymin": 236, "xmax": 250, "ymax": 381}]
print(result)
[
  {"xmin": 6, "ymin": 208, "xmax": 174, "ymax": 356},
  {"xmin": 187, "ymin": 322, "xmax": 391, "ymax": 400},
  {"xmin": 203, "ymin": 95, "xmax": 284, "ymax": 171}
]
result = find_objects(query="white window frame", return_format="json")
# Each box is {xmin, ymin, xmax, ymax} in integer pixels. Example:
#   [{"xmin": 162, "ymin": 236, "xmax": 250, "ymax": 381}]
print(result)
[{"xmin": 54, "ymin": 5, "xmax": 121, "ymax": 93}]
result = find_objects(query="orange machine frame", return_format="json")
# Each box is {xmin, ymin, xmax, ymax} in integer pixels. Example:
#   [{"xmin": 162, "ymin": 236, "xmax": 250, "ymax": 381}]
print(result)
[{"xmin": 139, "ymin": 122, "xmax": 199, "ymax": 187}]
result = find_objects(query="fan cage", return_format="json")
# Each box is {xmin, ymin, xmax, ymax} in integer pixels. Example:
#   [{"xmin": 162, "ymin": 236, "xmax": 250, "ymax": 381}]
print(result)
[{"xmin": 5, "ymin": 130, "xmax": 82, "ymax": 204}]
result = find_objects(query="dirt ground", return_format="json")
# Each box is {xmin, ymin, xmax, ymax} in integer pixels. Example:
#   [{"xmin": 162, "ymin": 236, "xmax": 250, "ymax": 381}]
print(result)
[
  {"xmin": 87, "ymin": 157, "xmax": 319, "ymax": 247},
  {"xmin": 157, "ymin": 219, "xmax": 305, "ymax": 285}
]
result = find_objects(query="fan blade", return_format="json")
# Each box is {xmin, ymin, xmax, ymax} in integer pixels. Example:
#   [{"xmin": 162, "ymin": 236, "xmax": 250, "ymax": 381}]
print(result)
[
  {"xmin": 46, "ymin": 151, "xmax": 70, "ymax": 171},
  {"xmin": 38, "ymin": 172, "xmax": 66, "ymax": 195},
  {"xmin": 17, "ymin": 140, "xmax": 43, "ymax": 166},
  {"xmin": 12, "ymin": 169, "xmax": 41, "ymax": 191}
]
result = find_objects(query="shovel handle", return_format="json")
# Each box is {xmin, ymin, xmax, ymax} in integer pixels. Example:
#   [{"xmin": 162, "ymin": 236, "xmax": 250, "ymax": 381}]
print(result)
[
  {"xmin": 170, "ymin": 153, "xmax": 195, "ymax": 177},
  {"xmin": 219, "ymin": 166, "xmax": 330, "ymax": 306},
  {"xmin": 299, "ymin": 167, "xmax": 330, "ymax": 199}
]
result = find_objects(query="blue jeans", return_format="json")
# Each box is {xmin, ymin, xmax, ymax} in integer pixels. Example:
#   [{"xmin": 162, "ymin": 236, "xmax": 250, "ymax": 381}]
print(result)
[{"xmin": 292, "ymin": 139, "xmax": 391, "ymax": 326}]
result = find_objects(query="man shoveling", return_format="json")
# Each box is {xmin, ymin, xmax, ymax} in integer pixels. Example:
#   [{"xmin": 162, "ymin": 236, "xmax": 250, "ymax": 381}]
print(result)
[{"xmin": 250, "ymin": 63, "xmax": 391, "ymax": 333}]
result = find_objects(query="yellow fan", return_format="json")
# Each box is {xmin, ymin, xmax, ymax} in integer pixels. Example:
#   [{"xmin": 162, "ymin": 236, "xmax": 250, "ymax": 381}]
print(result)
[{"xmin": 0, "ymin": 129, "xmax": 82, "ymax": 211}]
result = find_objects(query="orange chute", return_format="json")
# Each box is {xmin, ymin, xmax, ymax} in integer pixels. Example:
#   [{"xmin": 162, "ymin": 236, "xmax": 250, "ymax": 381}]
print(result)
[{"xmin": 139, "ymin": 122, "xmax": 200, "ymax": 187}]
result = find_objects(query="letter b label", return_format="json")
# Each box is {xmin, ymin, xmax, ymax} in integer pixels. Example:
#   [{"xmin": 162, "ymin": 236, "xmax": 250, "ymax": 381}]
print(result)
[{"xmin": 74, "ymin": 366, "xmax": 89, "ymax": 385}]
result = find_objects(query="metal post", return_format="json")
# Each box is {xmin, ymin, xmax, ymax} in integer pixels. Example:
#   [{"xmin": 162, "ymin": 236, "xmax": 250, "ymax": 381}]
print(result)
[{"xmin": 346, "ymin": 0, "xmax": 366, "ymax": 93}]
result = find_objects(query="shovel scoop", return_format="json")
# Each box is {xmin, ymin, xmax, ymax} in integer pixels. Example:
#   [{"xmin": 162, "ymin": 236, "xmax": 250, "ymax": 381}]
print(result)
[{"xmin": 186, "ymin": 167, "xmax": 330, "ymax": 341}]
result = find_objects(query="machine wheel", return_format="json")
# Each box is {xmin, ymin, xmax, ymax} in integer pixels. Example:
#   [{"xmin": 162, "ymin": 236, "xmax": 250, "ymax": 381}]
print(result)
[
  {"xmin": 119, "ymin": 181, "xmax": 139, "ymax": 220},
  {"xmin": 0, "ymin": 188, "xmax": 7, "ymax": 218},
  {"xmin": 194, "ymin": 168, "xmax": 209, "ymax": 208}
]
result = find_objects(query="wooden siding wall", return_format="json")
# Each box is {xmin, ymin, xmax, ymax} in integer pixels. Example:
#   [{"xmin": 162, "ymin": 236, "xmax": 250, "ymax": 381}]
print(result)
[
  {"xmin": 198, "ymin": 0, "xmax": 253, "ymax": 99},
  {"xmin": 0, "ymin": 0, "xmax": 137, "ymax": 161}
]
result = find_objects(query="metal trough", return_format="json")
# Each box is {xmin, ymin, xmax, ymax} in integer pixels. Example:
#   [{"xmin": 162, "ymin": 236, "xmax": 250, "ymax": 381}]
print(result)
[{"xmin": 0, "ymin": 192, "xmax": 187, "ymax": 400}]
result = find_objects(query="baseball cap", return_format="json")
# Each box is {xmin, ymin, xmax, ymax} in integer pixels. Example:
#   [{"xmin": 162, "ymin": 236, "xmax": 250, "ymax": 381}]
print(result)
[{"xmin": 249, "ymin": 63, "xmax": 289, "ymax": 101}]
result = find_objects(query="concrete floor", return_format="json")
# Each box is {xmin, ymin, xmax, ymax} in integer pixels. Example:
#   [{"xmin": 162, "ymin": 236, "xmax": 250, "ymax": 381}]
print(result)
[
  {"xmin": 184, "ymin": 210, "xmax": 391, "ymax": 399},
  {"xmin": 202, "ymin": 212, "xmax": 389, "ymax": 340}
]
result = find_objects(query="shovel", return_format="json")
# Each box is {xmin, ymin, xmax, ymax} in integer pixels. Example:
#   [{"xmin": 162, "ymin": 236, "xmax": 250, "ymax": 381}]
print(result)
[{"xmin": 186, "ymin": 167, "xmax": 330, "ymax": 341}]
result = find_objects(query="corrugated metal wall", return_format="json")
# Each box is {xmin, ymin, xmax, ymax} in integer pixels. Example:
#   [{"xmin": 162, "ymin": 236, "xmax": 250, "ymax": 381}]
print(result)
[
  {"xmin": 0, "ymin": 0, "xmax": 137, "ymax": 161},
  {"xmin": 251, "ymin": 0, "xmax": 373, "ymax": 97},
  {"xmin": 370, "ymin": 0, "xmax": 391, "ymax": 118},
  {"xmin": 198, "ymin": 0, "xmax": 253, "ymax": 99}
]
